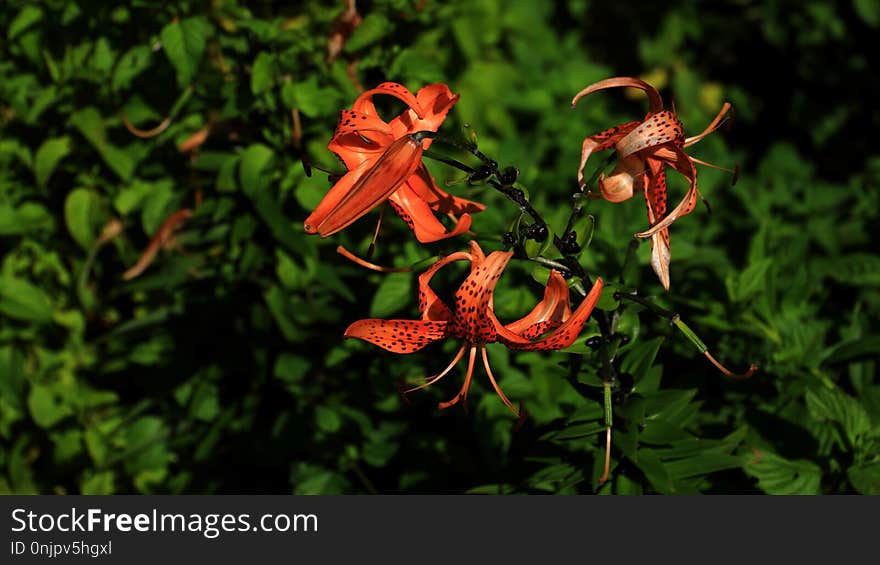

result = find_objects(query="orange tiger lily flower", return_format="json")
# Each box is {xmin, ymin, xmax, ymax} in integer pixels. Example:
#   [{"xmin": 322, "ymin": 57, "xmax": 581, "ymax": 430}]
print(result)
[
  {"xmin": 345, "ymin": 241, "xmax": 604, "ymax": 415},
  {"xmin": 572, "ymin": 77, "xmax": 732, "ymax": 290},
  {"xmin": 304, "ymin": 82, "xmax": 485, "ymax": 243}
]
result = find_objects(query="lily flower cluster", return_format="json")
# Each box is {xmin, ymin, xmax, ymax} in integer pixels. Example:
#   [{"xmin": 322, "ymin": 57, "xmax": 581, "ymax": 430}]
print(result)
[{"xmin": 303, "ymin": 79, "xmax": 733, "ymax": 414}]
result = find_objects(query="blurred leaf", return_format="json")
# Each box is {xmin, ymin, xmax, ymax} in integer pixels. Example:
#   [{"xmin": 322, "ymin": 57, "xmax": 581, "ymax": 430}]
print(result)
[
  {"xmin": 369, "ymin": 273, "xmax": 412, "ymax": 318},
  {"xmin": 27, "ymin": 384, "xmax": 71, "ymax": 428},
  {"xmin": 0, "ymin": 276, "xmax": 54, "ymax": 323},
  {"xmin": 64, "ymin": 188, "xmax": 105, "ymax": 250},
  {"xmin": 847, "ymin": 461, "xmax": 880, "ymax": 494},
  {"xmin": 160, "ymin": 16, "xmax": 213, "ymax": 87},
  {"xmin": 34, "ymin": 136, "xmax": 71, "ymax": 187},
  {"xmin": 69, "ymin": 107, "xmax": 135, "ymax": 180}
]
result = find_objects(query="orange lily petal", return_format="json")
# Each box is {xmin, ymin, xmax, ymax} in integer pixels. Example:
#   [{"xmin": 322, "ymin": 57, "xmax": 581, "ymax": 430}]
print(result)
[
  {"xmin": 577, "ymin": 121, "xmax": 640, "ymax": 189},
  {"xmin": 504, "ymin": 270, "xmax": 572, "ymax": 337},
  {"xmin": 644, "ymin": 162, "xmax": 672, "ymax": 290},
  {"xmin": 390, "ymin": 83, "xmax": 460, "ymax": 143},
  {"xmin": 496, "ymin": 278, "xmax": 604, "ymax": 351},
  {"xmin": 418, "ymin": 251, "xmax": 473, "ymax": 322},
  {"xmin": 450, "ymin": 249, "xmax": 515, "ymax": 344},
  {"xmin": 388, "ymin": 183, "xmax": 474, "ymax": 243},
  {"xmin": 597, "ymin": 154, "xmax": 645, "ymax": 203},
  {"xmin": 571, "ymin": 77, "xmax": 664, "ymax": 114},
  {"xmin": 327, "ymin": 109, "xmax": 395, "ymax": 169},
  {"xmin": 636, "ymin": 147, "xmax": 698, "ymax": 238},
  {"xmin": 344, "ymin": 319, "xmax": 449, "ymax": 353},
  {"xmin": 684, "ymin": 102, "xmax": 732, "ymax": 147},
  {"xmin": 304, "ymin": 134, "xmax": 424, "ymax": 237},
  {"xmin": 352, "ymin": 81, "xmax": 426, "ymax": 120},
  {"xmin": 614, "ymin": 110, "xmax": 684, "ymax": 159},
  {"xmin": 407, "ymin": 164, "xmax": 486, "ymax": 216}
]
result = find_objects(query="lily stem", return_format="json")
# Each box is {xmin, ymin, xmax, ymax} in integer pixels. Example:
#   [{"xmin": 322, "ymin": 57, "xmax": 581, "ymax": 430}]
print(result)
[{"xmin": 561, "ymin": 153, "xmax": 616, "ymax": 242}]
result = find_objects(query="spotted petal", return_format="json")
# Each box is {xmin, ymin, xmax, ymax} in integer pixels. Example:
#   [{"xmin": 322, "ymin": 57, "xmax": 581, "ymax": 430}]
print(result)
[
  {"xmin": 390, "ymin": 83, "xmax": 460, "ymax": 143},
  {"xmin": 344, "ymin": 319, "xmax": 449, "ymax": 354},
  {"xmin": 417, "ymin": 250, "xmax": 473, "ymax": 322},
  {"xmin": 503, "ymin": 270, "xmax": 572, "ymax": 337},
  {"xmin": 327, "ymin": 109, "xmax": 395, "ymax": 170},
  {"xmin": 496, "ymin": 278, "xmax": 604, "ymax": 351},
  {"xmin": 636, "ymin": 146, "xmax": 698, "ymax": 238},
  {"xmin": 450, "ymin": 249, "xmax": 514, "ymax": 344}
]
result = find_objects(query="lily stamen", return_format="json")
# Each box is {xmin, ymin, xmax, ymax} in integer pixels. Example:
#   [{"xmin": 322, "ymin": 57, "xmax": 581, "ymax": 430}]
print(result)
[
  {"xmin": 439, "ymin": 346, "xmax": 478, "ymax": 410},
  {"xmin": 336, "ymin": 245, "xmax": 411, "ymax": 273},
  {"xmin": 405, "ymin": 344, "xmax": 468, "ymax": 393},
  {"xmin": 481, "ymin": 347, "xmax": 518, "ymax": 416},
  {"xmin": 704, "ymin": 351, "xmax": 758, "ymax": 380}
]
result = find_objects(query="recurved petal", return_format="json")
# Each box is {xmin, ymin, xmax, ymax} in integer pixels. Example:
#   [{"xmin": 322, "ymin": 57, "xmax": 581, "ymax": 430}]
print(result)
[
  {"xmin": 417, "ymin": 250, "xmax": 473, "ymax": 322},
  {"xmin": 352, "ymin": 82, "xmax": 425, "ymax": 119},
  {"xmin": 503, "ymin": 270, "xmax": 572, "ymax": 336},
  {"xmin": 390, "ymin": 83, "xmax": 459, "ymax": 142},
  {"xmin": 344, "ymin": 318, "xmax": 449, "ymax": 354},
  {"xmin": 328, "ymin": 109, "xmax": 394, "ymax": 169},
  {"xmin": 614, "ymin": 110, "xmax": 685, "ymax": 159},
  {"xmin": 636, "ymin": 148, "xmax": 698, "ymax": 238},
  {"xmin": 496, "ymin": 278, "xmax": 604, "ymax": 351},
  {"xmin": 597, "ymin": 154, "xmax": 644, "ymax": 203},
  {"xmin": 649, "ymin": 231, "xmax": 671, "ymax": 291},
  {"xmin": 572, "ymin": 77, "xmax": 664, "ymax": 114},
  {"xmin": 388, "ymin": 183, "xmax": 474, "ymax": 243},
  {"xmin": 304, "ymin": 135, "xmax": 424, "ymax": 237},
  {"xmin": 452, "ymin": 249, "xmax": 514, "ymax": 343},
  {"xmin": 407, "ymin": 164, "xmax": 486, "ymax": 215},
  {"xmin": 684, "ymin": 102, "xmax": 732, "ymax": 147},
  {"xmin": 577, "ymin": 121, "xmax": 640, "ymax": 188}
]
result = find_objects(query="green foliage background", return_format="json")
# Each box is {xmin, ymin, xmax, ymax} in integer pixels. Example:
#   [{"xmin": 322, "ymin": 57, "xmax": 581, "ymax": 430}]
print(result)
[{"xmin": 1, "ymin": 0, "xmax": 878, "ymax": 494}]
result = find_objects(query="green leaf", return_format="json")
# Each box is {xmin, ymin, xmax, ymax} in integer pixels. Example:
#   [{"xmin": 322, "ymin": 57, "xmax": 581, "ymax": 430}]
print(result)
[
  {"xmin": 238, "ymin": 144, "xmax": 274, "ymax": 198},
  {"xmin": 284, "ymin": 76, "xmax": 339, "ymax": 118},
  {"xmin": 160, "ymin": 16, "xmax": 213, "ymax": 87},
  {"xmin": 64, "ymin": 188, "xmax": 105, "ymax": 250},
  {"xmin": 315, "ymin": 406, "xmax": 341, "ymax": 432},
  {"xmin": 664, "ymin": 454, "xmax": 743, "ymax": 479},
  {"xmin": 112, "ymin": 45, "xmax": 153, "ymax": 91},
  {"xmin": 827, "ymin": 254, "xmax": 880, "ymax": 286},
  {"xmin": 69, "ymin": 107, "xmax": 135, "ymax": 180},
  {"xmin": 345, "ymin": 13, "xmax": 391, "ymax": 52},
  {"xmin": 369, "ymin": 273, "xmax": 412, "ymax": 318},
  {"xmin": 34, "ymin": 136, "xmax": 71, "ymax": 187},
  {"xmin": 744, "ymin": 449, "xmax": 822, "ymax": 495},
  {"xmin": 806, "ymin": 387, "xmax": 873, "ymax": 447},
  {"xmin": 0, "ymin": 202, "xmax": 53, "ymax": 236},
  {"xmin": 8, "ymin": 5, "xmax": 43, "ymax": 40},
  {"xmin": 847, "ymin": 461, "xmax": 880, "ymax": 494},
  {"xmin": 0, "ymin": 276, "xmax": 54, "ymax": 323},
  {"xmin": 854, "ymin": 0, "xmax": 880, "ymax": 27},
  {"xmin": 190, "ymin": 383, "xmax": 220, "ymax": 422},
  {"xmin": 635, "ymin": 447, "xmax": 675, "ymax": 494},
  {"xmin": 27, "ymin": 384, "xmax": 71, "ymax": 428},
  {"xmin": 621, "ymin": 337, "xmax": 664, "ymax": 389},
  {"xmin": 250, "ymin": 52, "xmax": 276, "ymax": 95},
  {"xmin": 81, "ymin": 471, "xmax": 115, "ymax": 495},
  {"xmin": 727, "ymin": 258, "xmax": 772, "ymax": 302},
  {"xmin": 274, "ymin": 354, "xmax": 310, "ymax": 386}
]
